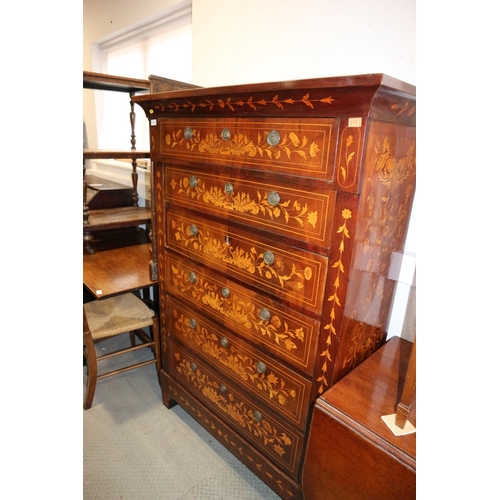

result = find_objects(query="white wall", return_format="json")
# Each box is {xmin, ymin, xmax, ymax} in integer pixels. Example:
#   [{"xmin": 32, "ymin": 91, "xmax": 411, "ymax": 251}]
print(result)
[{"xmin": 83, "ymin": 0, "xmax": 416, "ymax": 339}]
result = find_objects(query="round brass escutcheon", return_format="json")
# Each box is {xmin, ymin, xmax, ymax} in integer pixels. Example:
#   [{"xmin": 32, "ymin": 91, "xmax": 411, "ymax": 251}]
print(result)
[
  {"xmin": 184, "ymin": 127, "xmax": 193, "ymax": 140},
  {"xmin": 256, "ymin": 361, "xmax": 267, "ymax": 374},
  {"xmin": 190, "ymin": 362, "xmax": 197, "ymax": 372},
  {"xmin": 189, "ymin": 318, "xmax": 197, "ymax": 329},
  {"xmin": 222, "ymin": 287, "xmax": 231, "ymax": 298},
  {"xmin": 253, "ymin": 410, "xmax": 263, "ymax": 422},
  {"xmin": 267, "ymin": 191, "xmax": 280, "ymax": 207},
  {"xmin": 189, "ymin": 176, "xmax": 198, "ymax": 188},
  {"xmin": 224, "ymin": 182, "xmax": 234, "ymax": 194},
  {"xmin": 219, "ymin": 384, "xmax": 227, "ymax": 394},
  {"xmin": 189, "ymin": 224, "xmax": 198, "ymax": 237},
  {"xmin": 263, "ymin": 250, "xmax": 275, "ymax": 265},
  {"xmin": 189, "ymin": 271, "xmax": 197, "ymax": 283},
  {"xmin": 259, "ymin": 308, "xmax": 271, "ymax": 322},
  {"xmin": 220, "ymin": 337, "xmax": 229, "ymax": 348},
  {"xmin": 221, "ymin": 128, "xmax": 231, "ymax": 141},
  {"xmin": 266, "ymin": 129, "xmax": 280, "ymax": 146}
]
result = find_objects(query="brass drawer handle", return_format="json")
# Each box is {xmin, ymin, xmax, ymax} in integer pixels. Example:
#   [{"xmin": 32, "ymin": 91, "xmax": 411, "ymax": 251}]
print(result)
[
  {"xmin": 189, "ymin": 176, "xmax": 198, "ymax": 188},
  {"xmin": 221, "ymin": 128, "xmax": 231, "ymax": 141},
  {"xmin": 263, "ymin": 250, "xmax": 275, "ymax": 265},
  {"xmin": 259, "ymin": 308, "xmax": 271, "ymax": 322},
  {"xmin": 266, "ymin": 129, "xmax": 280, "ymax": 146},
  {"xmin": 184, "ymin": 127, "xmax": 193, "ymax": 140},
  {"xmin": 222, "ymin": 286, "xmax": 231, "ymax": 298},
  {"xmin": 219, "ymin": 384, "xmax": 227, "ymax": 393},
  {"xmin": 256, "ymin": 361, "xmax": 267, "ymax": 374},
  {"xmin": 189, "ymin": 318, "xmax": 197, "ymax": 329},
  {"xmin": 225, "ymin": 182, "xmax": 234, "ymax": 194},
  {"xmin": 220, "ymin": 337, "xmax": 229, "ymax": 348},
  {"xmin": 189, "ymin": 224, "xmax": 198, "ymax": 237},
  {"xmin": 189, "ymin": 271, "xmax": 197, "ymax": 283},
  {"xmin": 253, "ymin": 410, "xmax": 263, "ymax": 422},
  {"xmin": 267, "ymin": 191, "xmax": 280, "ymax": 207},
  {"xmin": 190, "ymin": 362, "xmax": 197, "ymax": 372}
]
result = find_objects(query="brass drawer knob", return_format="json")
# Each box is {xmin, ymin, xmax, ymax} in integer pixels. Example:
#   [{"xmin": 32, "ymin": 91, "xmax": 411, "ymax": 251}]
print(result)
[
  {"xmin": 259, "ymin": 308, "xmax": 271, "ymax": 322},
  {"xmin": 190, "ymin": 362, "xmax": 197, "ymax": 372},
  {"xmin": 189, "ymin": 318, "xmax": 197, "ymax": 329},
  {"xmin": 253, "ymin": 410, "xmax": 263, "ymax": 422},
  {"xmin": 222, "ymin": 286, "xmax": 231, "ymax": 298},
  {"xmin": 219, "ymin": 384, "xmax": 227, "ymax": 394},
  {"xmin": 267, "ymin": 191, "xmax": 280, "ymax": 207},
  {"xmin": 256, "ymin": 361, "xmax": 267, "ymax": 374},
  {"xmin": 263, "ymin": 250, "xmax": 275, "ymax": 265},
  {"xmin": 224, "ymin": 235, "xmax": 232, "ymax": 246},
  {"xmin": 220, "ymin": 337, "xmax": 229, "ymax": 348},
  {"xmin": 225, "ymin": 182, "xmax": 234, "ymax": 194},
  {"xmin": 189, "ymin": 224, "xmax": 198, "ymax": 237},
  {"xmin": 189, "ymin": 176, "xmax": 198, "ymax": 188},
  {"xmin": 266, "ymin": 129, "xmax": 280, "ymax": 146},
  {"xmin": 221, "ymin": 128, "xmax": 231, "ymax": 141},
  {"xmin": 189, "ymin": 271, "xmax": 197, "ymax": 283},
  {"xmin": 184, "ymin": 127, "xmax": 193, "ymax": 140}
]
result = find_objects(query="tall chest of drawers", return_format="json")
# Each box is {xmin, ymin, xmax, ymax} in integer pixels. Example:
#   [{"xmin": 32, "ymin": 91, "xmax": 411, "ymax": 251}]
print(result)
[{"xmin": 133, "ymin": 74, "xmax": 416, "ymax": 499}]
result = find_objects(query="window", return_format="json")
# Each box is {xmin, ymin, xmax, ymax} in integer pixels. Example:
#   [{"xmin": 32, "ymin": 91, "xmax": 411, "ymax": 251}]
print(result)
[{"xmin": 92, "ymin": 0, "xmax": 192, "ymax": 152}]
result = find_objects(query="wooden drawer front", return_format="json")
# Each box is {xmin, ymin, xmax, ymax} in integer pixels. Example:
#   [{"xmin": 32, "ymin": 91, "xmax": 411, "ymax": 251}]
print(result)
[
  {"xmin": 166, "ymin": 210, "xmax": 328, "ymax": 314},
  {"xmin": 169, "ymin": 341, "xmax": 305, "ymax": 477},
  {"xmin": 165, "ymin": 252, "xmax": 319, "ymax": 375},
  {"xmin": 167, "ymin": 296, "xmax": 312, "ymax": 428},
  {"xmin": 165, "ymin": 167, "xmax": 334, "ymax": 246},
  {"xmin": 159, "ymin": 118, "xmax": 337, "ymax": 181}
]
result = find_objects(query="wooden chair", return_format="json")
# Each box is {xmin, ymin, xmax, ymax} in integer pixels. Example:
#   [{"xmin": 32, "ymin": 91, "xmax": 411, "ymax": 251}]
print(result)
[{"xmin": 83, "ymin": 292, "xmax": 160, "ymax": 410}]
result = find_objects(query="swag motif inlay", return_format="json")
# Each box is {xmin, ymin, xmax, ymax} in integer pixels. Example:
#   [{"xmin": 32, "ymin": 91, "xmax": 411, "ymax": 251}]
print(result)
[
  {"xmin": 172, "ymin": 308, "xmax": 298, "ymax": 406},
  {"xmin": 170, "ymin": 262, "xmax": 306, "ymax": 353},
  {"xmin": 175, "ymin": 354, "xmax": 293, "ymax": 457}
]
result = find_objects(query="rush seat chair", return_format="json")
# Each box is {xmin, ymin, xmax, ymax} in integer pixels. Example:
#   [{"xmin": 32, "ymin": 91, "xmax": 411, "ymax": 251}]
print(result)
[{"xmin": 83, "ymin": 292, "xmax": 160, "ymax": 410}]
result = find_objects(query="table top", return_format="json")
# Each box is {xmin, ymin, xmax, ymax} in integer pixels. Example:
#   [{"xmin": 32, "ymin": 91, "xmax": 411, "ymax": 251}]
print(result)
[{"xmin": 83, "ymin": 228, "xmax": 157, "ymax": 300}]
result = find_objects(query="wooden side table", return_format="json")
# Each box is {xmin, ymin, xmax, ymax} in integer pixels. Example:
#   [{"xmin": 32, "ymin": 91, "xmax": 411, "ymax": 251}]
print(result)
[{"xmin": 302, "ymin": 336, "xmax": 416, "ymax": 500}]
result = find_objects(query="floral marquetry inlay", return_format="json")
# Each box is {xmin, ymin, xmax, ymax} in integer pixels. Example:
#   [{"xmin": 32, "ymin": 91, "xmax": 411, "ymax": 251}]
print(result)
[
  {"xmin": 175, "ymin": 354, "xmax": 293, "ymax": 458},
  {"xmin": 170, "ymin": 174, "xmax": 318, "ymax": 229},
  {"xmin": 172, "ymin": 308, "xmax": 298, "ymax": 406},
  {"xmin": 170, "ymin": 262, "xmax": 305, "ymax": 353},
  {"xmin": 171, "ymin": 218, "xmax": 313, "ymax": 293}
]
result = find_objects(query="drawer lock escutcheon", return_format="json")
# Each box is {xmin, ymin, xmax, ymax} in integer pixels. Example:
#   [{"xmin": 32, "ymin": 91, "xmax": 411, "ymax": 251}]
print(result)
[
  {"xmin": 189, "ymin": 176, "xmax": 198, "ymax": 188},
  {"xmin": 220, "ymin": 337, "xmax": 229, "ymax": 348},
  {"xmin": 222, "ymin": 287, "xmax": 231, "ymax": 298},
  {"xmin": 189, "ymin": 271, "xmax": 197, "ymax": 283},
  {"xmin": 189, "ymin": 224, "xmax": 198, "ymax": 237},
  {"xmin": 189, "ymin": 318, "xmax": 197, "ymax": 329},
  {"xmin": 225, "ymin": 182, "xmax": 234, "ymax": 195},
  {"xmin": 190, "ymin": 362, "xmax": 197, "ymax": 372},
  {"xmin": 219, "ymin": 384, "xmax": 227, "ymax": 394}
]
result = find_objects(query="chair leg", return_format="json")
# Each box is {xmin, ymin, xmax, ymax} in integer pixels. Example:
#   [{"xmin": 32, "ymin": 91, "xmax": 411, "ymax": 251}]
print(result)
[
  {"xmin": 83, "ymin": 330, "xmax": 98, "ymax": 410},
  {"xmin": 129, "ymin": 330, "xmax": 136, "ymax": 347}
]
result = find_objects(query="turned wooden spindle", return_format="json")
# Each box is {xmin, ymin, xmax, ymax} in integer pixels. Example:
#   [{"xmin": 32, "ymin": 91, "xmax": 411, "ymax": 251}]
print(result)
[{"xmin": 395, "ymin": 336, "xmax": 416, "ymax": 428}]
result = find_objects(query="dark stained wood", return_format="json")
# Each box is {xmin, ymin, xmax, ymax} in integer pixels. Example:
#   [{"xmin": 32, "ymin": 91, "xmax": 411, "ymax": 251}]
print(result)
[
  {"xmin": 83, "ymin": 71, "xmax": 151, "ymax": 93},
  {"xmin": 134, "ymin": 74, "xmax": 416, "ymax": 500},
  {"xmin": 302, "ymin": 336, "xmax": 416, "ymax": 500},
  {"xmin": 83, "ymin": 149, "xmax": 150, "ymax": 160}
]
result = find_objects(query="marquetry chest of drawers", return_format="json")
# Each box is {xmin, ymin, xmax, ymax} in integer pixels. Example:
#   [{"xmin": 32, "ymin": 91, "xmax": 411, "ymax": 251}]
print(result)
[{"xmin": 133, "ymin": 74, "xmax": 416, "ymax": 500}]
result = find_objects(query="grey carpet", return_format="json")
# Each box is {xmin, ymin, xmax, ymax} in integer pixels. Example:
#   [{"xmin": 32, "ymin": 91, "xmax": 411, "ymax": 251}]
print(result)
[{"xmin": 83, "ymin": 334, "xmax": 282, "ymax": 499}]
